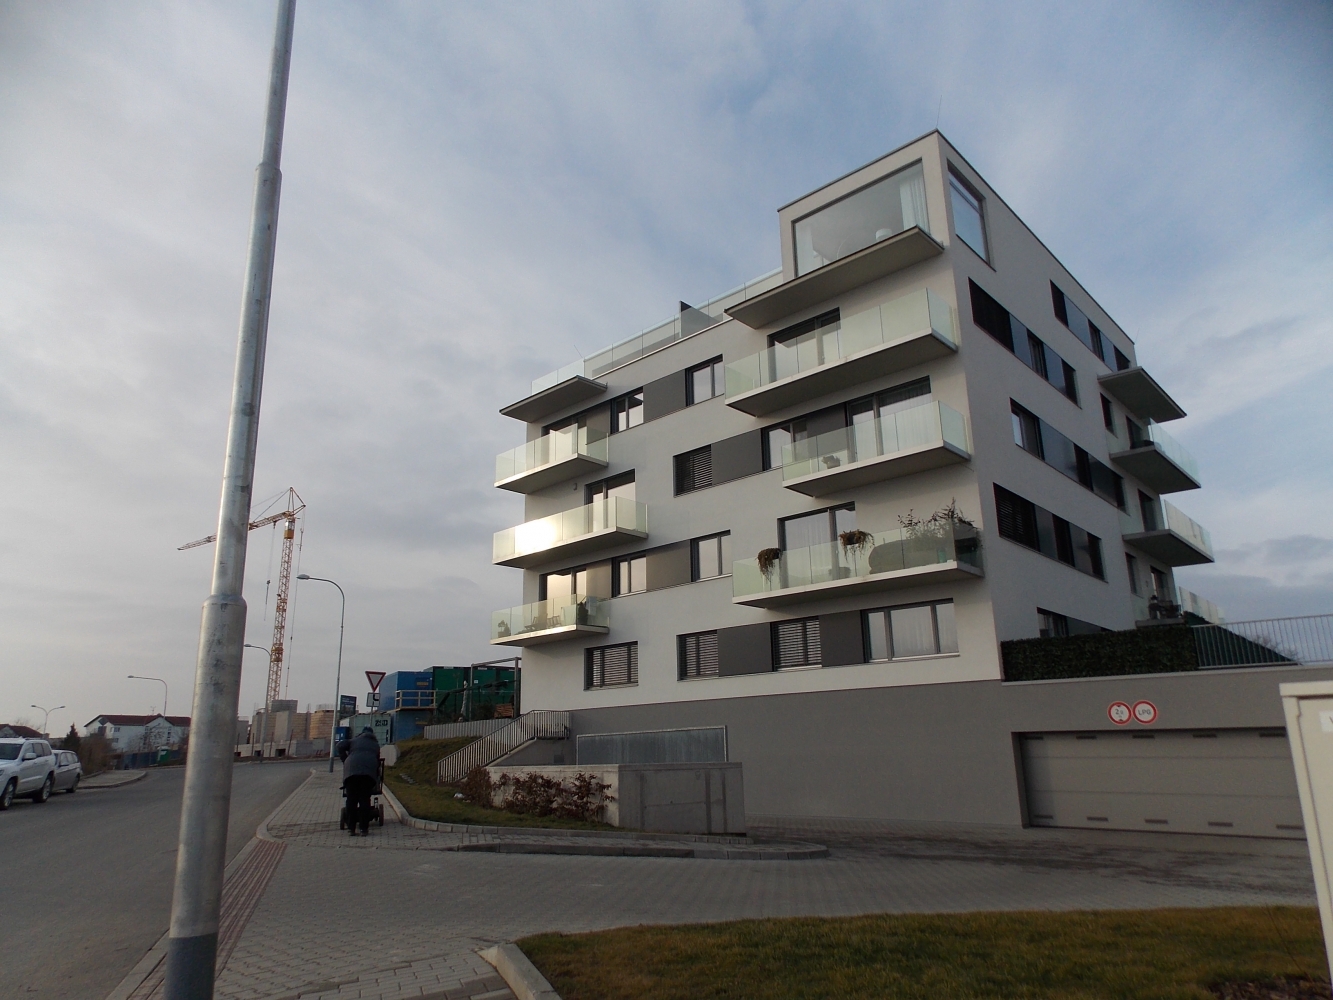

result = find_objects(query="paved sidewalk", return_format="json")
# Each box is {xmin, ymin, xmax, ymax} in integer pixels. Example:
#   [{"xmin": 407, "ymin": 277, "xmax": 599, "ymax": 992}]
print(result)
[{"xmin": 212, "ymin": 769, "xmax": 1318, "ymax": 1000}]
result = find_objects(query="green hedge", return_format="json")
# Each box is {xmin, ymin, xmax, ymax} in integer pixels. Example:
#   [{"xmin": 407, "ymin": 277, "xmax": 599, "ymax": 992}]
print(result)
[{"xmin": 1001, "ymin": 625, "xmax": 1198, "ymax": 681}]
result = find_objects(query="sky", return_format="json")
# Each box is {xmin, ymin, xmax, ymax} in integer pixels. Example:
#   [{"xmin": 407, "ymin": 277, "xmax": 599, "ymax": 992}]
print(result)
[{"xmin": 0, "ymin": 1, "xmax": 1329, "ymax": 735}]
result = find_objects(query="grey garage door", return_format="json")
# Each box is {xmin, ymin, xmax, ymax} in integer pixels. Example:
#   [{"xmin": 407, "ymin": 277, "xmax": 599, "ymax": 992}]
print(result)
[{"xmin": 1020, "ymin": 728, "xmax": 1304, "ymax": 839}]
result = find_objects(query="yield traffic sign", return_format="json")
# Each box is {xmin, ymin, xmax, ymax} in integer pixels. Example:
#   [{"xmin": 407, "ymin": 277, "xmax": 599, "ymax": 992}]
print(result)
[{"xmin": 365, "ymin": 670, "xmax": 387, "ymax": 693}]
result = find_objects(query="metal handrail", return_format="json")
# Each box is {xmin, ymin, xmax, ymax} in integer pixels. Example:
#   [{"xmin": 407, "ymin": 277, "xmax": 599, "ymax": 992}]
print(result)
[
  {"xmin": 423, "ymin": 718, "xmax": 512, "ymax": 741},
  {"xmin": 435, "ymin": 710, "xmax": 570, "ymax": 784},
  {"xmin": 1193, "ymin": 613, "xmax": 1333, "ymax": 669}
]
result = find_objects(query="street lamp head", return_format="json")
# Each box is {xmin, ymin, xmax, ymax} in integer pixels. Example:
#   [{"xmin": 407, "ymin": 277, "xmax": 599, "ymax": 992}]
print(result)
[{"xmin": 297, "ymin": 574, "xmax": 310, "ymax": 580}]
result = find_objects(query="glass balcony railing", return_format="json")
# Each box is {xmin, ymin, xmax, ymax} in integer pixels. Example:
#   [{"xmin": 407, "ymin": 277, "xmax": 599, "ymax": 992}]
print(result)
[
  {"xmin": 1130, "ymin": 420, "xmax": 1200, "ymax": 483},
  {"xmin": 1139, "ymin": 499, "xmax": 1213, "ymax": 557},
  {"xmin": 493, "ymin": 496, "xmax": 648, "ymax": 565},
  {"xmin": 733, "ymin": 521, "xmax": 981, "ymax": 600},
  {"xmin": 528, "ymin": 269, "xmax": 783, "ymax": 395},
  {"xmin": 495, "ymin": 426, "xmax": 609, "ymax": 485},
  {"xmin": 780, "ymin": 400, "xmax": 969, "ymax": 483},
  {"xmin": 492, "ymin": 594, "xmax": 609, "ymax": 643},
  {"xmin": 725, "ymin": 287, "xmax": 957, "ymax": 399}
]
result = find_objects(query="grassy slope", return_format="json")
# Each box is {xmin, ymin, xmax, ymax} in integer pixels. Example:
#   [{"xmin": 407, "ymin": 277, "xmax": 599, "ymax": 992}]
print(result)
[
  {"xmin": 520, "ymin": 907, "xmax": 1327, "ymax": 1000},
  {"xmin": 384, "ymin": 738, "xmax": 615, "ymax": 831}
]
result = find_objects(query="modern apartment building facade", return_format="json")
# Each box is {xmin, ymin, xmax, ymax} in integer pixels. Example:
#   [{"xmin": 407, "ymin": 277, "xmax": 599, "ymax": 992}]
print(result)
[{"xmin": 485, "ymin": 132, "xmax": 1330, "ymax": 837}]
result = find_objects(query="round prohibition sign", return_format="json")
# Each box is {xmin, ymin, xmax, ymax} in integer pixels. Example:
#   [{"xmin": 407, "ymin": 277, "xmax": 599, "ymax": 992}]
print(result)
[
  {"xmin": 1108, "ymin": 701, "xmax": 1132, "ymax": 725},
  {"xmin": 1133, "ymin": 700, "xmax": 1158, "ymax": 725}
]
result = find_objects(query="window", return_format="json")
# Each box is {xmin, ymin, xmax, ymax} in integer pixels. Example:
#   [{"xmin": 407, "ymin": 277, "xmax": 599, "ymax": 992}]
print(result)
[
  {"xmin": 764, "ymin": 419, "xmax": 809, "ymax": 470},
  {"xmin": 610, "ymin": 390, "xmax": 643, "ymax": 432},
  {"xmin": 845, "ymin": 378, "xmax": 931, "ymax": 453},
  {"xmin": 773, "ymin": 617, "xmax": 821, "ymax": 668},
  {"xmin": 779, "ymin": 504, "xmax": 855, "ymax": 551},
  {"xmin": 674, "ymin": 446, "xmax": 713, "ymax": 495},
  {"xmin": 1139, "ymin": 490, "xmax": 1161, "ymax": 531},
  {"xmin": 994, "ymin": 484, "xmax": 1106, "ymax": 579},
  {"xmin": 542, "ymin": 567, "xmax": 589, "ymax": 601},
  {"xmin": 1037, "ymin": 608, "xmax": 1106, "ymax": 638},
  {"xmin": 1101, "ymin": 396, "xmax": 1116, "ymax": 434},
  {"xmin": 691, "ymin": 532, "xmax": 732, "ymax": 581},
  {"xmin": 1125, "ymin": 553, "xmax": 1140, "ymax": 595},
  {"xmin": 1011, "ymin": 403, "xmax": 1042, "ymax": 456},
  {"xmin": 613, "ymin": 554, "xmax": 647, "ymax": 596},
  {"xmin": 1051, "ymin": 282, "xmax": 1126, "ymax": 368},
  {"xmin": 687, "ymin": 357, "xmax": 724, "ymax": 405},
  {"xmin": 970, "ymin": 280, "xmax": 1078, "ymax": 405},
  {"xmin": 1151, "ymin": 567, "xmax": 1170, "ymax": 599},
  {"xmin": 865, "ymin": 600, "xmax": 958, "ymax": 660},
  {"xmin": 678, "ymin": 631, "xmax": 719, "ymax": 679},
  {"xmin": 949, "ymin": 168, "xmax": 987, "ymax": 260},
  {"xmin": 1010, "ymin": 400, "xmax": 1124, "ymax": 509},
  {"xmin": 793, "ymin": 162, "xmax": 928, "ymax": 275},
  {"xmin": 585, "ymin": 642, "xmax": 638, "ymax": 689},
  {"xmin": 586, "ymin": 472, "xmax": 634, "ymax": 505}
]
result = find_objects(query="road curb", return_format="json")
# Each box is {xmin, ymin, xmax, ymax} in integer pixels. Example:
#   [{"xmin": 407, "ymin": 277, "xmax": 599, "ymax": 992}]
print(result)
[
  {"xmin": 255, "ymin": 767, "xmax": 321, "ymax": 842},
  {"xmin": 83, "ymin": 770, "xmax": 148, "ymax": 789},
  {"xmin": 478, "ymin": 942, "xmax": 562, "ymax": 1000}
]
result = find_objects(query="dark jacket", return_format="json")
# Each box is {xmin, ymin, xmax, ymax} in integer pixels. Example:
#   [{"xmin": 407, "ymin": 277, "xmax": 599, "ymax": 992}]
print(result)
[{"xmin": 337, "ymin": 732, "xmax": 381, "ymax": 781}]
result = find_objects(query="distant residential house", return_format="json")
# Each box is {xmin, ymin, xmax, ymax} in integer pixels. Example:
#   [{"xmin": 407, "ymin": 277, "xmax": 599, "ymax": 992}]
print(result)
[
  {"xmin": 86, "ymin": 714, "xmax": 191, "ymax": 752},
  {"xmin": 0, "ymin": 724, "xmax": 43, "ymax": 739}
]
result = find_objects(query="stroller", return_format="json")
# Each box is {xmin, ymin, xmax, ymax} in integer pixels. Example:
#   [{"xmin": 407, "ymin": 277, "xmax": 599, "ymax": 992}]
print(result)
[{"xmin": 339, "ymin": 758, "xmax": 386, "ymax": 831}]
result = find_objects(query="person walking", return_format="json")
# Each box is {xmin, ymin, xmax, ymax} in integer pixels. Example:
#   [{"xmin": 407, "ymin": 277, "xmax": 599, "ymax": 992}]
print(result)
[{"xmin": 336, "ymin": 726, "xmax": 380, "ymax": 836}]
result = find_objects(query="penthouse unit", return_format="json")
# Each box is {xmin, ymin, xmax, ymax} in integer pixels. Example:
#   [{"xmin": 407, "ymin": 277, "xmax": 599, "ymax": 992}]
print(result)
[{"xmin": 485, "ymin": 132, "xmax": 1330, "ymax": 837}]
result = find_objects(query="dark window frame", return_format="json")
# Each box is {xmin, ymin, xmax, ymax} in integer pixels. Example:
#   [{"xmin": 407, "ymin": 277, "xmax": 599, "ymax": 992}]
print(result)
[
  {"xmin": 970, "ymin": 280, "xmax": 1079, "ymax": 406},
  {"xmin": 611, "ymin": 552, "xmax": 648, "ymax": 597},
  {"xmin": 686, "ymin": 356, "xmax": 725, "ymax": 406},
  {"xmin": 948, "ymin": 165, "xmax": 988, "ymax": 261},
  {"xmin": 585, "ymin": 471, "xmax": 635, "ymax": 505},
  {"xmin": 585, "ymin": 642, "xmax": 639, "ymax": 689},
  {"xmin": 691, "ymin": 532, "xmax": 732, "ymax": 581},
  {"xmin": 678, "ymin": 631, "xmax": 720, "ymax": 680},
  {"xmin": 863, "ymin": 599, "xmax": 959, "ymax": 661},
  {"xmin": 674, "ymin": 445, "xmax": 714, "ymax": 495},
  {"xmin": 610, "ymin": 389, "xmax": 644, "ymax": 433},
  {"xmin": 777, "ymin": 503, "xmax": 855, "ymax": 551},
  {"xmin": 772, "ymin": 617, "xmax": 822, "ymax": 669},
  {"xmin": 993, "ymin": 483, "xmax": 1106, "ymax": 580}
]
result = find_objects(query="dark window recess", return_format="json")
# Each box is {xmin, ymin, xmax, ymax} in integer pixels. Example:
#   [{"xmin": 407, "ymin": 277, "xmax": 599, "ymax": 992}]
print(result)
[
  {"xmin": 773, "ymin": 617, "xmax": 821, "ymax": 668},
  {"xmin": 687, "ymin": 357, "xmax": 725, "ymax": 405},
  {"xmin": 1010, "ymin": 401, "xmax": 1124, "ymax": 509},
  {"xmin": 1051, "ymin": 282, "xmax": 1126, "ymax": 368},
  {"xmin": 610, "ymin": 389, "xmax": 644, "ymax": 432},
  {"xmin": 1101, "ymin": 395, "xmax": 1116, "ymax": 434},
  {"xmin": 970, "ymin": 280, "xmax": 1078, "ymax": 405},
  {"xmin": 585, "ymin": 643, "xmax": 638, "ymax": 689},
  {"xmin": 1139, "ymin": 490, "xmax": 1161, "ymax": 531},
  {"xmin": 1126, "ymin": 553, "xmax": 1140, "ymax": 595},
  {"xmin": 674, "ymin": 446, "xmax": 714, "ymax": 495},
  {"xmin": 678, "ymin": 631, "xmax": 720, "ymax": 679},
  {"xmin": 1114, "ymin": 346, "xmax": 1131, "ymax": 372},
  {"xmin": 994, "ymin": 484, "xmax": 1105, "ymax": 580}
]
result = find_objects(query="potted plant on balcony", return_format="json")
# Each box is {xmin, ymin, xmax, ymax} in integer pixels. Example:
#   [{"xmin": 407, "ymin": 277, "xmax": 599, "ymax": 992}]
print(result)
[
  {"xmin": 757, "ymin": 547, "xmax": 782, "ymax": 580},
  {"xmin": 575, "ymin": 599, "xmax": 589, "ymax": 626}
]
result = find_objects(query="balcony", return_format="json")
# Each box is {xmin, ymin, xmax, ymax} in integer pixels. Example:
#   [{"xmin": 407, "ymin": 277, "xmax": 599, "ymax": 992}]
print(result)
[
  {"xmin": 1098, "ymin": 367, "xmax": 1186, "ymax": 423},
  {"xmin": 393, "ymin": 690, "xmax": 436, "ymax": 710},
  {"xmin": 725, "ymin": 287, "xmax": 958, "ymax": 417},
  {"xmin": 493, "ymin": 496, "xmax": 648, "ymax": 569},
  {"xmin": 780, "ymin": 400, "xmax": 970, "ymax": 497},
  {"xmin": 1110, "ymin": 421, "xmax": 1200, "ymax": 494},
  {"xmin": 726, "ymin": 227, "xmax": 945, "ymax": 330},
  {"xmin": 495, "ymin": 426, "xmax": 609, "ymax": 493},
  {"xmin": 733, "ymin": 521, "xmax": 982, "ymax": 608},
  {"xmin": 500, "ymin": 374, "xmax": 606, "ymax": 425},
  {"xmin": 491, "ymin": 595, "xmax": 610, "ymax": 647},
  {"xmin": 1123, "ymin": 499, "xmax": 1214, "ymax": 567}
]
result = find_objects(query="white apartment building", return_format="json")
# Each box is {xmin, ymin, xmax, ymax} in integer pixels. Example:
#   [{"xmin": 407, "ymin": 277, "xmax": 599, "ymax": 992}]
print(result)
[
  {"xmin": 484, "ymin": 132, "xmax": 1331, "ymax": 837},
  {"xmin": 86, "ymin": 714, "xmax": 191, "ymax": 752}
]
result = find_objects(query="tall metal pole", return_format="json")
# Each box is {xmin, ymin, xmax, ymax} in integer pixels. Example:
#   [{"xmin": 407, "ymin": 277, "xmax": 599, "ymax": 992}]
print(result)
[
  {"xmin": 165, "ymin": 3, "xmax": 296, "ymax": 997},
  {"xmin": 128, "ymin": 674, "xmax": 170, "ymax": 718},
  {"xmin": 297, "ymin": 575, "xmax": 345, "ymax": 772}
]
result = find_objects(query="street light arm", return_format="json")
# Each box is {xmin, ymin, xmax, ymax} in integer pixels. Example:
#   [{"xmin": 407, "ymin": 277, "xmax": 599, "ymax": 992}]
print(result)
[{"xmin": 297, "ymin": 574, "xmax": 347, "ymax": 773}]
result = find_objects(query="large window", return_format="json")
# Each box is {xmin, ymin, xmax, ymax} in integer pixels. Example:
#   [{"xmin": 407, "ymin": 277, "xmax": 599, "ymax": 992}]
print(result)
[
  {"xmin": 613, "ymin": 553, "xmax": 647, "ymax": 596},
  {"xmin": 865, "ymin": 600, "xmax": 958, "ymax": 660},
  {"xmin": 585, "ymin": 642, "xmax": 638, "ymax": 689},
  {"xmin": 1051, "ymin": 282, "xmax": 1131, "ymax": 371},
  {"xmin": 1010, "ymin": 400, "xmax": 1124, "ymax": 508},
  {"xmin": 611, "ymin": 389, "xmax": 643, "ymax": 432},
  {"xmin": 949, "ymin": 168, "xmax": 987, "ymax": 260},
  {"xmin": 692, "ymin": 532, "xmax": 732, "ymax": 581},
  {"xmin": 773, "ymin": 617, "xmax": 821, "ymax": 668},
  {"xmin": 674, "ymin": 446, "xmax": 713, "ymax": 495},
  {"xmin": 542, "ymin": 566, "xmax": 588, "ymax": 601},
  {"xmin": 970, "ymin": 280, "xmax": 1078, "ymax": 404},
  {"xmin": 994, "ymin": 484, "xmax": 1105, "ymax": 580},
  {"xmin": 687, "ymin": 357, "xmax": 724, "ymax": 405},
  {"xmin": 586, "ymin": 472, "xmax": 634, "ymax": 504},
  {"xmin": 678, "ymin": 631, "xmax": 719, "ymax": 679},
  {"xmin": 779, "ymin": 504, "xmax": 855, "ymax": 551},
  {"xmin": 793, "ymin": 162, "xmax": 929, "ymax": 275}
]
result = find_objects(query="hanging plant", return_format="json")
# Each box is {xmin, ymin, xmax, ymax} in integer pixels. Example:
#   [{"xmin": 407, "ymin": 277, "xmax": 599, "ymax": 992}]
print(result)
[
  {"xmin": 756, "ymin": 547, "xmax": 782, "ymax": 577},
  {"xmin": 839, "ymin": 529, "xmax": 874, "ymax": 554}
]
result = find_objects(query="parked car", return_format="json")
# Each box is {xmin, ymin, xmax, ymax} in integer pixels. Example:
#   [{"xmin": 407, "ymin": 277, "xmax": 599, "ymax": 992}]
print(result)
[
  {"xmin": 52, "ymin": 750, "xmax": 82, "ymax": 793},
  {"xmin": 0, "ymin": 738, "xmax": 58, "ymax": 809}
]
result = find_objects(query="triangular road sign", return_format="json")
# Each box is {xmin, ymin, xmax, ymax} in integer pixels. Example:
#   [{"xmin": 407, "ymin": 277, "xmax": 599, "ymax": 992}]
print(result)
[{"xmin": 365, "ymin": 671, "xmax": 387, "ymax": 693}]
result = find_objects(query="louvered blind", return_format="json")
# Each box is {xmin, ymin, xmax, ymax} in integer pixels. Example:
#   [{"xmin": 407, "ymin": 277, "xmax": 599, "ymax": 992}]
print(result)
[
  {"xmin": 994, "ymin": 484, "xmax": 1038, "ymax": 549},
  {"xmin": 586, "ymin": 643, "xmax": 638, "ymax": 689},
  {"xmin": 674, "ymin": 446, "xmax": 714, "ymax": 495},
  {"xmin": 678, "ymin": 631, "xmax": 720, "ymax": 679},
  {"xmin": 773, "ymin": 617, "xmax": 821, "ymax": 668}
]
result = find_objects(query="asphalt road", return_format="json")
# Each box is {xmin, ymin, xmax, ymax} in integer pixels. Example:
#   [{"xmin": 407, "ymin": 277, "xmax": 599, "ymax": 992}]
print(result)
[{"xmin": 0, "ymin": 759, "xmax": 312, "ymax": 1000}]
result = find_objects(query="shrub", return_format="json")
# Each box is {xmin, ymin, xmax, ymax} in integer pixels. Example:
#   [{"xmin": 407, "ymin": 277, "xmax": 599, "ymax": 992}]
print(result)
[
  {"xmin": 1002, "ymin": 625, "xmax": 1198, "ymax": 681},
  {"xmin": 494, "ymin": 771, "xmax": 615, "ymax": 822},
  {"xmin": 459, "ymin": 765, "xmax": 494, "ymax": 807}
]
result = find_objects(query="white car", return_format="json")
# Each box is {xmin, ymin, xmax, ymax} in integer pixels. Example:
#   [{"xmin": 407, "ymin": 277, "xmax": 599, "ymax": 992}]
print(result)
[
  {"xmin": 53, "ymin": 750, "xmax": 82, "ymax": 793},
  {"xmin": 0, "ymin": 738, "xmax": 58, "ymax": 810}
]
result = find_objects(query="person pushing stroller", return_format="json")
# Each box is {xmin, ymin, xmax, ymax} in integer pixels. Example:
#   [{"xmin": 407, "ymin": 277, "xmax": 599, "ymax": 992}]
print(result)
[{"xmin": 336, "ymin": 726, "xmax": 380, "ymax": 836}]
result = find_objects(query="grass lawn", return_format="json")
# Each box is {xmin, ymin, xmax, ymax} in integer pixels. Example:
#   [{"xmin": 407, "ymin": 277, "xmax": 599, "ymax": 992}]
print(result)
[
  {"xmin": 383, "ymin": 738, "xmax": 616, "ymax": 831},
  {"xmin": 519, "ymin": 907, "xmax": 1328, "ymax": 1000}
]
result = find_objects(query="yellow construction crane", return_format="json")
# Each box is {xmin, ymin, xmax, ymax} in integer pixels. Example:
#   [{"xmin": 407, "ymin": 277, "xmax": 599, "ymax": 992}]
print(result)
[{"xmin": 179, "ymin": 487, "xmax": 305, "ymax": 717}]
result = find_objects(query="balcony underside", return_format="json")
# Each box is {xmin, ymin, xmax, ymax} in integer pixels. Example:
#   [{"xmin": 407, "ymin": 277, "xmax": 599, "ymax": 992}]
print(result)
[
  {"xmin": 494, "ymin": 525, "xmax": 648, "ymax": 569},
  {"xmin": 501, "ymin": 375, "xmax": 606, "ymax": 424},
  {"xmin": 490, "ymin": 623, "xmax": 610, "ymax": 647},
  {"xmin": 733, "ymin": 560, "xmax": 982, "ymax": 608},
  {"xmin": 725, "ymin": 227, "xmax": 945, "ymax": 330},
  {"xmin": 1098, "ymin": 368, "xmax": 1186, "ymax": 423},
  {"xmin": 783, "ymin": 441, "xmax": 970, "ymax": 497},
  {"xmin": 1110, "ymin": 446, "xmax": 1199, "ymax": 494},
  {"xmin": 1123, "ymin": 530, "xmax": 1214, "ymax": 567},
  {"xmin": 495, "ymin": 452, "xmax": 608, "ymax": 494},
  {"xmin": 727, "ymin": 329, "xmax": 957, "ymax": 417}
]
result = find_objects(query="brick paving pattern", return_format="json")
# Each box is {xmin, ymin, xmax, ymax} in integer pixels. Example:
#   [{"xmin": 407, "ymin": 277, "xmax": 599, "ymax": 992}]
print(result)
[{"xmin": 208, "ymin": 768, "xmax": 1318, "ymax": 1000}]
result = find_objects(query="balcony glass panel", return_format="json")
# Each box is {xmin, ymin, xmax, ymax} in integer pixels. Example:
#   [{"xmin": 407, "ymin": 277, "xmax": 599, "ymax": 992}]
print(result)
[
  {"xmin": 495, "ymin": 426, "xmax": 609, "ymax": 484},
  {"xmin": 492, "ymin": 595, "xmax": 608, "ymax": 642},
  {"xmin": 493, "ymin": 496, "xmax": 648, "ymax": 564},
  {"xmin": 733, "ymin": 521, "xmax": 981, "ymax": 600},
  {"xmin": 780, "ymin": 400, "xmax": 968, "ymax": 482},
  {"xmin": 794, "ymin": 162, "xmax": 930, "ymax": 275},
  {"xmin": 1161, "ymin": 500, "xmax": 1212, "ymax": 557},
  {"xmin": 1143, "ymin": 421, "xmax": 1200, "ymax": 482},
  {"xmin": 725, "ymin": 288, "xmax": 956, "ymax": 399}
]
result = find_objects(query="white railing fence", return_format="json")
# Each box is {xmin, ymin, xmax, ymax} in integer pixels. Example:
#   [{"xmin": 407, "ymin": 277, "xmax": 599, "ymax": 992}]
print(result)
[{"xmin": 435, "ymin": 711, "xmax": 570, "ymax": 784}]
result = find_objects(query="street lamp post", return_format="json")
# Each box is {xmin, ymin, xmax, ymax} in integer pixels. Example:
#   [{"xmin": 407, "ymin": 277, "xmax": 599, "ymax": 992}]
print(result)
[
  {"xmin": 296, "ymin": 575, "xmax": 345, "ymax": 772},
  {"xmin": 127, "ymin": 675, "xmax": 169, "ymax": 718},
  {"xmin": 30, "ymin": 704, "xmax": 65, "ymax": 738}
]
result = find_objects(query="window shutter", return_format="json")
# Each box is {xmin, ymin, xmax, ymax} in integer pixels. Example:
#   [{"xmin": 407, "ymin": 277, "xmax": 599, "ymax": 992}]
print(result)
[
  {"xmin": 679, "ymin": 631, "xmax": 719, "ymax": 679},
  {"xmin": 773, "ymin": 618, "xmax": 821, "ymax": 668},
  {"xmin": 994, "ymin": 485, "xmax": 1037, "ymax": 549},
  {"xmin": 674, "ymin": 446, "xmax": 714, "ymax": 495},
  {"xmin": 586, "ymin": 643, "xmax": 639, "ymax": 688}
]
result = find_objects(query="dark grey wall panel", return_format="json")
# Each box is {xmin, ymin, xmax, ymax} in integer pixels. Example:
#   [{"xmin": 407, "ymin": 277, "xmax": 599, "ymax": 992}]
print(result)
[
  {"xmin": 713, "ymin": 430, "xmax": 764, "ymax": 485},
  {"xmin": 717, "ymin": 622, "xmax": 772, "ymax": 676},
  {"xmin": 643, "ymin": 370, "xmax": 689, "ymax": 422},
  {"xmin": 820, "ymin": 611, "xmax": 865, "ymax": 667},
  {"xmin": 647, "ymin": 542, "xmax": 692, "ymax": 591}
]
